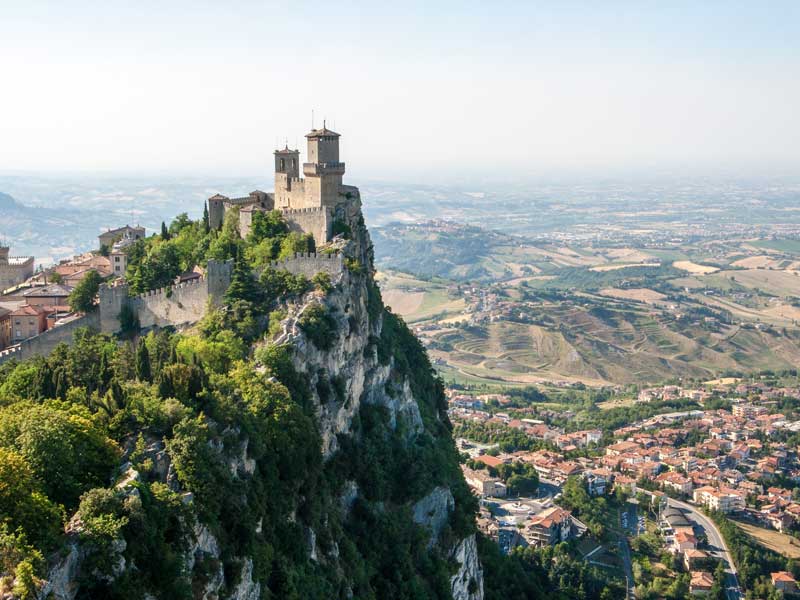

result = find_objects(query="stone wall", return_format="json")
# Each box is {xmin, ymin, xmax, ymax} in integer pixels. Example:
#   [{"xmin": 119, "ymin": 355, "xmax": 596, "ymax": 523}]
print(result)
[
  {"xmin": 0, "ymin": 253, "xmax": 339, "ymax": 364},
  {"xmin": 0, "ymin": 312, "xmax": 100, "ymax": 365},
  {"xmin": 133, "ymin": 277, "xmax": 210, "ymax": 329},
  {"xmin": 255, "ymin": 252, "xmax": 344, "ymax": 280},
  {"xmin": 0, "ymin": 257, "xmax": 35, "ymax": 290},
  {"xmin": 283, "ymin": 207, "xmax": 331, "ymax": 247}
]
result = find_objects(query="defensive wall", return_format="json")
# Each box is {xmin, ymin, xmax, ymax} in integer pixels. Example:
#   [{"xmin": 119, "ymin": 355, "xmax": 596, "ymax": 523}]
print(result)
[
  {"xmin": 255, "ymin": 252, "xmax": 344, "ymax": 280},
  {"xmin": 98, "ymin": 259, "xmax": 234, "ymax": 334},
  {"xmin": 0, "ymin": 312, "xmax": 100, "ymax": 365},
  {"xmin": 282, "ymin": 207, "xmax": 332, "ymax": 248},
  {"xmin": 0, "ymin": 253, "xmax": 341, "ymax": 365}
]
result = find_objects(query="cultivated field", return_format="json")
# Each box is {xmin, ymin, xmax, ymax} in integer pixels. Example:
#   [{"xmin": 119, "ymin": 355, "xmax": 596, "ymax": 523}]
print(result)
[
  {"xmin": 599, "ymin": 288, "xmax": 667, "ymax": 304},
  {"xmin": 673, "ymin": 260, "xmax": 719, "ymax": 275},
  {"xmin": 590, "ymin": 263, "xmax": 659, "ymax": 272},
  {"xmin": 734, "ymin": 521, "xmax": 800, "ymax": 559}
]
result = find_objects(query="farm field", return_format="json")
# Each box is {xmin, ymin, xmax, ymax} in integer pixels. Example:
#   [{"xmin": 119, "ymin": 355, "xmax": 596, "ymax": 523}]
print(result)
[
  {"xmin": 673, "ymin": 260, "xmax": 719, "ymax": 274},
  {"xmin": 734, "ymin": 521, "xmax": 800, "ymax": 559},
  {"xmin": 718, "ymin": 268, "xmax": 800, "ymax": 297},
  {"xmin": 599, "ymin": 288, "xmax": 667, "ymax": 304},
  {"xmin": 375, "ymin": 225, "xmax": 800, "ymax": 387}
]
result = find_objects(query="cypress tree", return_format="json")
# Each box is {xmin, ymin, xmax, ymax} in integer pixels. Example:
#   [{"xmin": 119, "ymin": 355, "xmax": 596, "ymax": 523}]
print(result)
[
  {"xmin": 161, "ymin": 221, "xmax": 170, "ymax": 240},
  {"xmin": 203, "ymin": 203, "xmax": 210, "ymax": 234},
  {"xmin": 225, "ymin": 250, "xmax": 258, "ymax": 303},
  {"xmin": 136, "ymin": 341, "xmax": 152, "ymax": 382}
]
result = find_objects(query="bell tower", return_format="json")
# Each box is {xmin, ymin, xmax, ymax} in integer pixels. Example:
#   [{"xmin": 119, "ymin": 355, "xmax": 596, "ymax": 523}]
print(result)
[
  {"xmin": 303, "ymin": 121, "xmax": 345, "ymax": 207},
  {"xmin": 274, "ymin": 145, "xmax": 300, "ymax": 208}
]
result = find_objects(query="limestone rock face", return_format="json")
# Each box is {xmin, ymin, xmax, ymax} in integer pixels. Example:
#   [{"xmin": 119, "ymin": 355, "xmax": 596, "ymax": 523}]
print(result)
[
  {"xmin": 32, "ymin": 215, "xmax": 484, "ymax": 600},
  {"xmin": 39, "ymin": 542, "xmax": 81, "ymax": 600},
  {"xmin": 450, "ymin": 534, "xmax": 485, "ymax": 600},
  {"xmin": 413, "ymin": 486, "xmax": 455, "ymax": 547}
]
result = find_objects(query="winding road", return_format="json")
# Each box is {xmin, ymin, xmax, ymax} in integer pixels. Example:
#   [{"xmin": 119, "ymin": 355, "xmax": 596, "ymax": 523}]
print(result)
[{"xmin": 667, "ymin": 498, "xmax": 742, "ymax": 600}]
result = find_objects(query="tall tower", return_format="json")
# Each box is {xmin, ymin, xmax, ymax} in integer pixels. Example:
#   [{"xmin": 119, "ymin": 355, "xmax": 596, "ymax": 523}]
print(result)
[
  {"xmin": 274, "ymin": 146, "xmax": 301, "ymax": 208},
  {"xmin": 303, "ymin": 121, "xmax": 345, "ymax": 207}
]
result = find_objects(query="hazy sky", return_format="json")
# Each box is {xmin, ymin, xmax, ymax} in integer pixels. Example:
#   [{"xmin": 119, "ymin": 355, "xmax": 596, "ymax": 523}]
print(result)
[{"xmin": 1, "ymin": 1, "xmax": 798, "ymax": 181}]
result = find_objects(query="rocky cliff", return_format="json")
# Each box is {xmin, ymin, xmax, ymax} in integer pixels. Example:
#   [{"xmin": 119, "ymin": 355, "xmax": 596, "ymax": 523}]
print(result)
[{"xmin": 24, "ymin": 212, "xmax": 483, "ymax": 600}]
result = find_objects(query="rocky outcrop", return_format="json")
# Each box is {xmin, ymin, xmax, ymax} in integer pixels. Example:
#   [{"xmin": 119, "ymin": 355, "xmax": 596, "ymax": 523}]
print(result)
[
  {"xmin": 413, "ymin": 486, "xmax": 455, "ymax": 547},
  {"xmin": 450, "ymin": 534, "xmax": 484, "ymax": 600},
  {"xmin": 31, "ymin": 210, "xmax": 484, "ymax": 600},
  {"xmin": 39, "ymin": 542, "xmax": 81, "ymax": 600}
]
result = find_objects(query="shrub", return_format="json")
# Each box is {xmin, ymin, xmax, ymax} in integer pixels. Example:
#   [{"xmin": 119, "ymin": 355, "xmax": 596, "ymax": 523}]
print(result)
[
  {"xmin": 312, "ymin": 271, "xmax": 332, "ymax": 293},
  {"xmin": 297, "ymin": 304, "xmax": 337, "ymax": 351}
]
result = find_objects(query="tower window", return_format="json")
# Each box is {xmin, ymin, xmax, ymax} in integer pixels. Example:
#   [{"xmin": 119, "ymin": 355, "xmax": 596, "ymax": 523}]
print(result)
[{"xmin": 280, "ymin": 158, "xmax": 285, "ymax": 170}]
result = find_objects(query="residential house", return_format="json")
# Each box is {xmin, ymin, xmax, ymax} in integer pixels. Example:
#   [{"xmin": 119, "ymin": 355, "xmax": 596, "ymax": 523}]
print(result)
[
  {"xmin": 656, "ymin": 471, "xmax": 693, "ymax": 495},
  {"xmin": 771, "ymin": 571, "xmax": 798, "ymax": 594},
  {"xmin": 10, "ymin": 305, "xmax": 47, "ymax": 343},
  {"xmin": 0, "ymin": 306, "xmax": 10, "ymax": 349},
  {"xmin": 684, "ymin": 549, "xmax": 709, "ymax": 571},
  {"xmin": 462, "ymin": 466, "xmax": 507, "ymax": 498},
  {"xmin": 690, "ymin": 571, "xmax": 714, "ymax": 595},
  {"xmin": 693, "ymin": 486, "xmax": 745, "ymax": 513},
  {"xmin": 525, "ymin": 507, "xmax": 573, "ymax": 546}
]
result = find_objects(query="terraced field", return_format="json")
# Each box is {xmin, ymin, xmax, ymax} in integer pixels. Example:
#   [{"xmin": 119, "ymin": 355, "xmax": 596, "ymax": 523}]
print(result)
[
  {"xmin": 428, "ymin": 303, "xmax": 800, "ymax": 387},
  {"xmin": 376, "ymin": 230, "xmax": 800, "ymax": 387}
]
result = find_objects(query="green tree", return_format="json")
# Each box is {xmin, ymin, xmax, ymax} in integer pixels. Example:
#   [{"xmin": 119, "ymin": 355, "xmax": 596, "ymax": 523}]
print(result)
[
  {"xmin": 202, "ymin": 203, "xmax": 210, "ymax": 233},
  {"xmin": 278, "ymin": 231, "xmax": 315, "ymax": 260},
  {"xmin": 68, "ymin": 270, "xmax": 104, "ymax": 313},
  {"xmin": 135, "ymin": 341, "xmax": 151, "ymax": 382},
  {"xmin": 0, "ymin": 401, "xmax": 120, "ymax": 509},
  {"xmin": 0, "ymin": 448, "xmax": 64, "ymax": 550}
]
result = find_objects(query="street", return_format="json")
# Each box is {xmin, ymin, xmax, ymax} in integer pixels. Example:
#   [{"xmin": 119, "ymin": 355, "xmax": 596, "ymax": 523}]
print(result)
[{"xmin": 668, "ymin": 498, "xmax": 742, "ymax": 600}]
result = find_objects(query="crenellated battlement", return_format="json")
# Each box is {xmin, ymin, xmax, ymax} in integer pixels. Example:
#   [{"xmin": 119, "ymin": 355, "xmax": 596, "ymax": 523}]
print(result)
[
  {"xmin": 281, "ymin": 206, "xmax": 329, "ymax": 215},
  {"xmin": 135, "ymin": 276, "xmax": 203, "ymax": 300}
]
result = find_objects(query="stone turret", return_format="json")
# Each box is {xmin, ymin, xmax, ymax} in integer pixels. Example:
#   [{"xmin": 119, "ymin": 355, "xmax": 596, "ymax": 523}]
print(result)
[
  {"xmin": 303, "ymin": 122, "xmax": 345, "ymax": 208},
  {"xmin": 274, "ymin": 146, "xmax": 302, "ymax": 210}
]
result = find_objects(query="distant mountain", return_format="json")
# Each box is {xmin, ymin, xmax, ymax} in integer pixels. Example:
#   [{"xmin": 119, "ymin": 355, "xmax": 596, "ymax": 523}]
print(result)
[{"xmin": 0, "ymin": 191, "xmax": 23, "ymax": 210}]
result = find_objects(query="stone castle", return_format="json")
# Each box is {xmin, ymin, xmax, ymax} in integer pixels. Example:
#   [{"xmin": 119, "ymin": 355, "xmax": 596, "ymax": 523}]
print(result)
[
  {"xmin": 0, "ymin": 246, "xmax": 35, "ymax": 291},
  {"xmin": 208, "ymin": 123, "xmax": 360, "ymax": 246},
  {"xmin": 0, "ymin": 124, "xmax": 359, "ymax": 365}
]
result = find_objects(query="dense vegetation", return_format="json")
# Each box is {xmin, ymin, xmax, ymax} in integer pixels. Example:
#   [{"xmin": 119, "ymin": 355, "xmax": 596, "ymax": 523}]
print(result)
[
  {"xmin": 124, "ymin": 209, "xmax": 314, "ymax": 295},
  {"xmin": 0, "ymin": 209, "xmax": 498, "ymax": 600}
]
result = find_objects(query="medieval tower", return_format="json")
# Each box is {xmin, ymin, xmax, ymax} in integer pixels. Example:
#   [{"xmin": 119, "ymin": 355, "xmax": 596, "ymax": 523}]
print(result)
[
  {"xmin": 208, "ymin": 122, "xmax": 358, "ymax": 246},
  {"xmin": 274, "ymin": 122, "xmax": 346, "ymax": 210}
]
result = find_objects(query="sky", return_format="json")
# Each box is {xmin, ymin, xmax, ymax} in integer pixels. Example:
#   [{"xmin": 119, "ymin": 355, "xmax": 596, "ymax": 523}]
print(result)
[{"xmin": 1, "ymin": 1, "xmax": 799, "ymax": 182}]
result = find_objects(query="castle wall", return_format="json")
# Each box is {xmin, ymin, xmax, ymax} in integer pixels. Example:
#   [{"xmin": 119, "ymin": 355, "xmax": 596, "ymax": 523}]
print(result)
[
  {"xmin": 98, "ymin": 259, "xmax": 232, "ymax": 333},
  {"xmin": 133, "ymin": 278, "xmax": 210, "ymax": 329},
  {"xmin": 0, "ymin": 312, "xmax": 100, "ymax": 365},
  {"xmin": 0, "ymin": 253, "xmax": 336, "ymax": 364},
  {"xmin": 0, "ymin": 257, "xmax": 35, "ymax": 290},
  {"xmin": 283, "ymin": 207, "xmax": 331, "ymax": 247},
  {"xmin": 255, "ymin": 252, "xmax": 344, "ymax": 280}
]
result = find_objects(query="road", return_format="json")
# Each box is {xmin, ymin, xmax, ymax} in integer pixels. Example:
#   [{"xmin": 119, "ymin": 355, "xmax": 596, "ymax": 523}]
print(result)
[
  {"xmin": 618, "ymin": 538, "xmax": 635, "ymax": 599},
  {"xmin": 668, "ymin": 498, "xmax": 742, "ymax": 600}
]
